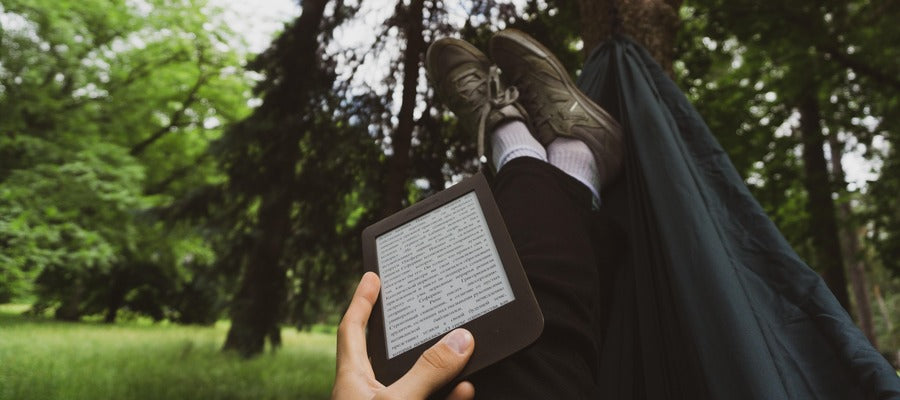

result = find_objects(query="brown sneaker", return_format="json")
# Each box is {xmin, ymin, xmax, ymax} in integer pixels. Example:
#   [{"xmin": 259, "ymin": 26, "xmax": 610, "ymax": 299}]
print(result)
[
  {"xmin": 489, "ymin": 29, "xmax": 624, "ymax": 187},
  {"xmin": 426, "ymin": 37, "xmax": 529, "ymax": 171}
]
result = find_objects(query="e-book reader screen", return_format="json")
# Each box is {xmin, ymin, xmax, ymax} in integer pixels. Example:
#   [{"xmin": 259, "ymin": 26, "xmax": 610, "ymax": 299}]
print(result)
[{"xmin": 375, "ymin": 191, "xmax": 515, "ymax": 359}]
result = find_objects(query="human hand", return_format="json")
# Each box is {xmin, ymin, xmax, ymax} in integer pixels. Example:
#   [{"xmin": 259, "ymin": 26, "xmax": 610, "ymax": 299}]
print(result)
[{"xmin": 332, "ymin": 272, "xmax": 476, "ymax": 400}]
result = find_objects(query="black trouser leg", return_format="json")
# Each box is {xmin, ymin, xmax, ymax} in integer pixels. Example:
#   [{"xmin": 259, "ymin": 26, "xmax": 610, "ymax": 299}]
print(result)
[{"xmin": 467, "ymin": 157, "xmax": 606, "ymax": 399}]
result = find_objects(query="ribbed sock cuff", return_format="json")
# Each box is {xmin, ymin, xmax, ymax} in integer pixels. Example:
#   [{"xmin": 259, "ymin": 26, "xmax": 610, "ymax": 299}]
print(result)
[
  {"xmin": 547, "ymin": 137, "xmax": 601, "ymax": 204},
  {"xmin": 492, "ymin": 119, "xmax": 546, "ymax": 170}
]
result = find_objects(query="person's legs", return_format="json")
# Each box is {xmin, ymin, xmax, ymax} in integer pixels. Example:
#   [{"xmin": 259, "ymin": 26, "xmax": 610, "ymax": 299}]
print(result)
[
  {"xmin": 465, "ymin": 156, "xmax": 604, "ymax": 399},
  {"xmin": 426, "ymin": 33, "xmax": 623, "ymax": 398},
  {"xmin": 490, "ymin": 29, "xmax": 623, "ymax": 189}
]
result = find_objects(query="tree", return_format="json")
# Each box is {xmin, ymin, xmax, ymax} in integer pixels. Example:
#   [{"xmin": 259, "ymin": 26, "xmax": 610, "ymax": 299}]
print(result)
[
  {"xmin": 798, "ymin": 86, "xmax": 851, "ymax": 311},
  {"xmin": 577, "ymin": 0, "xmax": 682, "ymax": 72},
  {"xmin": 0, "ymin": 0, "xmax": 250, "ymax": 322},
  {"xmin": 380, "ymin": 0, "xmax": 426, "ymax": 216},
  {"xmin": 198, "ymin": 0, "xmax": 384, "ymax": 356},
  {"xmin": 216, "ymin": 0, "xmax": 331, "ymax": 356},
  {"xmin": 681, "ymin": 0, "xmax": 900, "ymax": 345}
]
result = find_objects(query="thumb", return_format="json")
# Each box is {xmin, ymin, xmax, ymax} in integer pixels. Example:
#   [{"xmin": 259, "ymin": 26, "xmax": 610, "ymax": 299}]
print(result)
[{"xmin": 383, "ymin": 329, "xmax": 474, "ymax": 399}]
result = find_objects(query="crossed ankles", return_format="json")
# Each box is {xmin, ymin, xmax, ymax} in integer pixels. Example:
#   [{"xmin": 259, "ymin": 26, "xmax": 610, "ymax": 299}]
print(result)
[{"xmin": 425, "ymin": 29, "xmax": 623, "ymax": 200}]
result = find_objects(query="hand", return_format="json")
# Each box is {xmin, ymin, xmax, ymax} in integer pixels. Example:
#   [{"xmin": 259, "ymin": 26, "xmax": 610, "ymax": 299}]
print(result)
[{"xmin": 332, "ymin": 272, "xmax": 476, "ymax": 400}]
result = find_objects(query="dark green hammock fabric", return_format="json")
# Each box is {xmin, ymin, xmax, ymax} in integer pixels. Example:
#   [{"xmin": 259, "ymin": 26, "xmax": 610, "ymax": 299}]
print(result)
[{"xmin": 577, "ymin": 36, "xmax": 900, "ymax": 399}]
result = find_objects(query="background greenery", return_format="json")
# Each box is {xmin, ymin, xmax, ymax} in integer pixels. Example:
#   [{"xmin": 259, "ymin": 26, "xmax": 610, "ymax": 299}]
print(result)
[
  {"xmin": 0, "ymin": 305, "xmax": 336, "ymax": 399},
  {"xmin": 0, "ymin": 0, "xmax": 897, "ymax": 397}
]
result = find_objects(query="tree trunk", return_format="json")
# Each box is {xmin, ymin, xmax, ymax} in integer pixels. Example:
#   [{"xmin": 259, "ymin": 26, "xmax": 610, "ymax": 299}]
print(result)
[
  {"xmin": 55, "ymin": 278, "xmax": 83, "ymax": 321},
  {"xmin": 291, "ymin": 260, "xmax": 315, "ymax": 331},
  {"xmin": 797, "ymin": 92, "xmax": 852, "ymax": 313},
  {"xmin": 223, "ymin": 191, "xmax": 293, "ymax": 357},
  {"xmin": 872, "ymin": 285, "xmax": 898, "ymax": 367},
  {"xmin": 222, "ymin": 0, "xmax": 330, "ymax": 358},
  {"xmin": 381, "ymin": 0, "xmax": 425, "ymax": 217},
  {"xmin": 827, "ymin": 133, "xmax": 877, "ymax": 347},
  {"xmin": 104, "ymin": 272, "xmax": 125, "ymax": 323},
  {"xmin": 577, "ymin": 0, "xmax": 682, "ymax": 74}
]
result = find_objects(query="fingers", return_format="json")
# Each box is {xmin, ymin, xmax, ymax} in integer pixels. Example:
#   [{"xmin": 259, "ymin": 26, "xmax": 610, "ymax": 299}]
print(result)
[
  {"xmin": 336, "ymin": 272, "xmax": 381, "ymax": 370},
  {"xmin": 382, "ymin": 329, "xmax": 475, "ymax": 399},
  {"xmin": 446, "ymin": 381, "xmax": 475, "ymax": 400}
]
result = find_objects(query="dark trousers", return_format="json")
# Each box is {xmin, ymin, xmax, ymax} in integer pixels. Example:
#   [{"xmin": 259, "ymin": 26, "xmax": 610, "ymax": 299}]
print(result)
[{"xmin": 467, "ymin": 157, "xmax": 623, "ymax": 399}]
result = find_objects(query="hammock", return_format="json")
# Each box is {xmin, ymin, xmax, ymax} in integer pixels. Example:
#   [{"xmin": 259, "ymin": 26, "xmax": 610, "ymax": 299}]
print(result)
[{"xmin": 578, "ymin": 36, "xmax": 900, "ymax": 399}]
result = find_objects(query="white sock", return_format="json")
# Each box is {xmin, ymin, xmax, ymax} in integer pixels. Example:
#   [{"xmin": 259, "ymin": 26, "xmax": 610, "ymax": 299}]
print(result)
[
  {"xmin": 547, "ymin": 137, "xmax": 601, "ymax": 203},
  {"xmin": 491, "ymin": 118, "xmax": 546, "ymax": 169}
]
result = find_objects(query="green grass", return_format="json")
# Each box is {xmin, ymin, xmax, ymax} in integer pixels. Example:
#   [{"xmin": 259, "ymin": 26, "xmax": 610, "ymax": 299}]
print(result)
[{"xmin": 0, "ymin": 305, "xmax": 336, "ymax": 400}]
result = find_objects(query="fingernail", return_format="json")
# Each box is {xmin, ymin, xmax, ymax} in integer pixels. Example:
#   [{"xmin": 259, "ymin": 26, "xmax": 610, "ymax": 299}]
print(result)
[{"xmin": 442, "ymin": 329, "xmax": 472, "ymax": 354}]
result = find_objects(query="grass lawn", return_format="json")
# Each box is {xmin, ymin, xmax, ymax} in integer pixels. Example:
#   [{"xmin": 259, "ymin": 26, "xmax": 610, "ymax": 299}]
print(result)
[{"xmin": 0, "ymin": 304, "xmax": 337, "ymax": 400}]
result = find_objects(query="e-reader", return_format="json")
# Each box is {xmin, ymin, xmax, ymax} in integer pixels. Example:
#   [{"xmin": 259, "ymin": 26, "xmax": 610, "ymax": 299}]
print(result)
[{"xmin": 361, "ymin": 172, "xmax": 544, "ymax": 386}]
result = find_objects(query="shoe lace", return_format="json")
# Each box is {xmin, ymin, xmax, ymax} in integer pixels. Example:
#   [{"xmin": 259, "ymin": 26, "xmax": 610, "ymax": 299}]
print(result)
[{"xmin": 476, "ymin": 65, "xmax": 519, "ymax": 170}]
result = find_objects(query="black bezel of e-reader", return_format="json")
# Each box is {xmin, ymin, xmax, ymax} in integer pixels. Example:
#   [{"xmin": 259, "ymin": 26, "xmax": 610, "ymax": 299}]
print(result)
[{"xmin": 361, "ymin": 171, "xmax": 544, "ymax": 386}]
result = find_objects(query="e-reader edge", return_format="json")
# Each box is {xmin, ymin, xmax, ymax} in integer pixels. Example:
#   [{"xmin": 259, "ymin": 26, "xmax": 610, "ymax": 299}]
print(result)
[{"xmin": 361, "ymin": 172, "xmax": 544, "ymax": 386}]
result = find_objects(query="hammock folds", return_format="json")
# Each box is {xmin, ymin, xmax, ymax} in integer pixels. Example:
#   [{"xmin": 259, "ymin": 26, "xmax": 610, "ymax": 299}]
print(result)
[{"xmin": 577, "ymin": 36, "xmax": 900, "ymax": 399}]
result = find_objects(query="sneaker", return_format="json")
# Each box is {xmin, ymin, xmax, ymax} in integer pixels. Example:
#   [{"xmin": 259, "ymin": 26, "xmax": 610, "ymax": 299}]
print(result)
[
  {"xmin": 489, "ymin": 29, "xmax": 624, "ymax": 187},
  {"xmin": 426, "ymin": 37, "xmax": 529, "ymax": 171}
]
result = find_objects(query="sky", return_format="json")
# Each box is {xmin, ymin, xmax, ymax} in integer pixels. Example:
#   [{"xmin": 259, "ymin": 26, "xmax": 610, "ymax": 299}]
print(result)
[{"xmin": 211, "ymin": 0, "xmax": 300, "ymax": 54}]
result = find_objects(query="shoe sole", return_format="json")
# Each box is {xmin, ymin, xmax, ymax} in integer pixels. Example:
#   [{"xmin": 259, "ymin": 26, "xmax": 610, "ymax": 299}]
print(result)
[{"xmin": 490, "ymin": 29, "xmax": 623, "ymax": 183}]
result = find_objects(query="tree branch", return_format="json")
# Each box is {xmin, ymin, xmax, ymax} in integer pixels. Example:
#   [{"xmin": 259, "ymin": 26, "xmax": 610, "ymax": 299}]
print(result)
[
  {"xmin": 144, "ymin": 153, "xmax": 211, "ymax": 195},
  {"xmin": 766, "ymin": 3, "xmax": 900, "ymax": 92},
  {"xmin": 62, "ymin": 51, "xmax": 192, "ymax": 113},
  {"xmin": 818, "ymin": 45, "xmax": 900, "ymax": 92},
  {"xmin": 109, "ymin": 51, "xmax": 191, "ymax": 94},
  {"xmin": 129, "ymin": 73, "xmax": 208, "ymax": 156}
]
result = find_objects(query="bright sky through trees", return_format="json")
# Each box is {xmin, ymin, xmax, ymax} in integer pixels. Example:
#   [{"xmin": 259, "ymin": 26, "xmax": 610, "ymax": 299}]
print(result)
[
  {"xmin": 211, "ymin": 0, "xmax": 299, "ymax": 53},
  {"xmin": 218, "ymin": 0, "xmax": 881, "ymax": 193}
]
